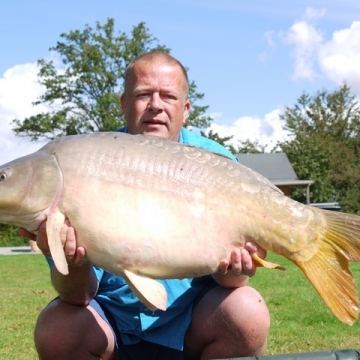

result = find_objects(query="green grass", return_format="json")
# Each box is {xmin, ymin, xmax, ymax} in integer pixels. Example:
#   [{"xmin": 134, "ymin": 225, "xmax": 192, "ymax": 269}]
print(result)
[
  {"xmin": 1, "ymin": 253, "xmax": 360, "ymax": 359},
  {"xmin": 0, "ymin": 255, "xmax": 56, "ymax": 360},
  {"xmin": 249, "ymin": 253, "xmax": 360, "ymax": 355}
]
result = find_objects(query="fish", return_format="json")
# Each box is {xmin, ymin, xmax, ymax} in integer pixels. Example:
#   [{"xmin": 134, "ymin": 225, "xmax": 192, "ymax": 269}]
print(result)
[{"xmin": 0, "ymin": 132, "xmax": 359, "ymax": 325}]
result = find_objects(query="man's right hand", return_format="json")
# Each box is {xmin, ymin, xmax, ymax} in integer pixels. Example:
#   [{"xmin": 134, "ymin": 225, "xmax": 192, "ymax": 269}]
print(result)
[
  {"xmin": 18, "ymin": 221, "xmax": 87, "ymax": 267},
  {"xmin": 20, "ymin": 221, "xmax": 98, "ymax": 306}
]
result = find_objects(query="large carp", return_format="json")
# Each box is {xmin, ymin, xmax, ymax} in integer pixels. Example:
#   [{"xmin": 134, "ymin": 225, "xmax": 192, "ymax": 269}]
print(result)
[{"xmin": 0, "ymin": 132, "xmax": 359, "ymax": 325}]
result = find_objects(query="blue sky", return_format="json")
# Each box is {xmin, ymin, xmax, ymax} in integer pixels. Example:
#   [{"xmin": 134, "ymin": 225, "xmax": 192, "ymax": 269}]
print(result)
[{"xmin": 0, "ymin": 0, "xmax": 359, "ymax": 164}]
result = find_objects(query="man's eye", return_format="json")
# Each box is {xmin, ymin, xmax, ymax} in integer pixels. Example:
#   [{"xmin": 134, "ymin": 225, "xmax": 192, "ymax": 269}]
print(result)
[
  {"xmin": 136, "ymin": 93, "xmax": 151, "ymax": 98},
  {"xmin": 162, "ymin": 94, "xmax": 177, "ymax": 100}
]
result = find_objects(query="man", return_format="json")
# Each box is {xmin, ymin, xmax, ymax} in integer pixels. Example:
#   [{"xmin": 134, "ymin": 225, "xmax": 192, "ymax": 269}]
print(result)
[{"xmin": 20, "ymin": 52, "xmax": 270, "ymax": 360}]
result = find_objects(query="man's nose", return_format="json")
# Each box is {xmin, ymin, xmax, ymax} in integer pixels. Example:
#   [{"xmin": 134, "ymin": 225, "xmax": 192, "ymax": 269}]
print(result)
[{"xmin": 148, "ymin": 93, "xmax": 163, "ymax": 111}]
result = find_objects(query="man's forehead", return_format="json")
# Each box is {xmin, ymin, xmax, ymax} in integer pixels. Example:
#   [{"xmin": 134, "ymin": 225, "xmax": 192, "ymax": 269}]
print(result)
[
  {"xmin": 134, "ymin": 62, "xmax": 178, "ymax": 75},
  {"xmin": 132, "ymin": 65, "xmax": 183, "ymax": 85}
]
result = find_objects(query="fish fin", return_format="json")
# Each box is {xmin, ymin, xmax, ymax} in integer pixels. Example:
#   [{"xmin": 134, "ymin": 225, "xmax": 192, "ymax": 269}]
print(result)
[
  {"xmin": 123, "ymin": 269, "xmax": 167, "ymax": 311},
  {"xmin": 252, "ymin": 253, "xmax": 286, "ymax": 271},
  {"xmin": 46, "ymin": 209, "xmax": 68, "ymax": 275},
  {"xmin": 295, "ymin": 209, "xmax": 360, "ymax": 325}
]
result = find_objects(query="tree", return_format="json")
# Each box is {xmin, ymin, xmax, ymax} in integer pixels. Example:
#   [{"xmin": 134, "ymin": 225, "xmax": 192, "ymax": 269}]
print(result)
[
  {"xmin": 12, "ymin": 19, "xmax": 212, "ymax": 141},
  {"xmin": 235, "ymin": 139, "xmax": 267, "ymax": 154},
  {"xmin": 200, "ymin": 129, "xmax": 238, "ymax": 154},
  {"xmin": 200, "ymin": 131, "xmax": 269, "ymax": 155},
  {"xmin": 279, "ymin": 84, "xmax": 360, "ymax": 213}
]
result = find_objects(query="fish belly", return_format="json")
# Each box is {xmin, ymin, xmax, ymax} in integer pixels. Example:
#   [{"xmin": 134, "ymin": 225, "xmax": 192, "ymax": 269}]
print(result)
[{"xmin": 62, "ymin": 179, "xmax": 242, "ymax": 279}]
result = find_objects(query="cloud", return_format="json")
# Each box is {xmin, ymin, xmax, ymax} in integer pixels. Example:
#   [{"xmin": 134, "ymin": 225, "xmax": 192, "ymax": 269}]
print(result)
[
  {"xmin": 304, "ymin": 6, "xmax": 326, "ymax": 21},
  {"xmin": 206, "ymin": 109, "xmax": 290, "ymax": 152},
  {"xmin": 285, "ymin": 19, "xmax": 323, "ymax": 80},
  {"xmin": 0, "ymin": 62, "xmax": 47, "ymax": 165},
  {"xmin": 318, "ymin": 21, "xmax": 360, "ymax": 93},
  {"xmin": 280, "ymin": 9, "xmax": 360, "ymax": 94}
]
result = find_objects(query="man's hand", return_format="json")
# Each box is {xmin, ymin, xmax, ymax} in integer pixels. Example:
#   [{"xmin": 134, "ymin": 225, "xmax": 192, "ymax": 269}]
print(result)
[
  {"xmin": 19, "ymin": 221, "xmax": 97, "ymax": 306},
  {"xmin": 18, "ymin": 221, "xmax": 87, "ymax": 267},
  {"xmin": 214, "ymin": 242, "xmax": 267, "ymax": 288},
  {"xmin": 218, "ymin": 242, "xmax": 267, "ymax": 277}
]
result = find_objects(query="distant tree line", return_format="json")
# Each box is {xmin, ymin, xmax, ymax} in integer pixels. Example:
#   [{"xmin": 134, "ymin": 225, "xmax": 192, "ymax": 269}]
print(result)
[{"xmin": 10, "ymin": 19, "xmax": 360, "ymax": 216}]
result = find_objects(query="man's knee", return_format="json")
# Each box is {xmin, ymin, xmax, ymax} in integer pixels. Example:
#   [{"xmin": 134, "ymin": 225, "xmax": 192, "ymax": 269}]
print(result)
[
  {"xmin": 227, "ymin": 286, "xmax": 270, "ymax": 353},
  {"xmin": 185, "ymin": 286, "xmax": 270, "ymax": 358},
  {"xmin": 34, "ymin": 299, "xmax": 115, "ymax": 360},
  {"xmin": 216, "ymin": 286, "xmax": 269, "ymax": 349},
  {"xmin": 34, "ymin": 299, "xmax": 84, "ymax": 357}
]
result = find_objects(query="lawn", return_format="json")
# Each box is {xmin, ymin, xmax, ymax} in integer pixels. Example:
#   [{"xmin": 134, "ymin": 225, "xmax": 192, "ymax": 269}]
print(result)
[
  {"xmin": 249, "ymin": 254, "xmax": 360, "ymax": 354},
  {"xmin": 0, "ymin": 255, "xmax": 56, "ymax": 360},
  {"xmin": 1, "ymin": 253, "xmax": 359, "ymax": 359}
]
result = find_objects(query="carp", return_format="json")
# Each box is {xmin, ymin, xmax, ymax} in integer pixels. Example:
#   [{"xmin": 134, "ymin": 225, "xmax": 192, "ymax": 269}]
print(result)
[{"xmin": 0, "ymin": 132, "xmax": 359, "ymax": 325}]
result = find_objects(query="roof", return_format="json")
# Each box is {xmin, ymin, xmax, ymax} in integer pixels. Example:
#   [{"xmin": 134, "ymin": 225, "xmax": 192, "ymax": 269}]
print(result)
[
  {"xmin": 310, "ymin": 202, "xmax": 343, "ymax": 211},
  {"xmin": 236, "ymin": 153, "xmax": 313, "ymax": 187}
]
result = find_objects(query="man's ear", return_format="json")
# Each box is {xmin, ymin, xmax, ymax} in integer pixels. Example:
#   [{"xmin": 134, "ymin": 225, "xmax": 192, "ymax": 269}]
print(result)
[
  {"xmin": 183, "ymin": 99, "xmax": 191, "ymax": 124},
  {"xmin": 120, "ymin": 93, "xmax": 126, "ymax": 112}
]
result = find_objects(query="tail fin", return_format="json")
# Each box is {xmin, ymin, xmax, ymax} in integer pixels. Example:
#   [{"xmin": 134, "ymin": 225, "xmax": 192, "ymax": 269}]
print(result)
[{"xmin": 295, "ymin": 209, "xmax": 360, "ymax": 325}]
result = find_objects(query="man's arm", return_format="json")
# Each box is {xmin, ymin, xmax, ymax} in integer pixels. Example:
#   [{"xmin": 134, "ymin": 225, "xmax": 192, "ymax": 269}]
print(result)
[{"xmin": 19, "ymin": 222, "xmax": 98, "ymax": 306}]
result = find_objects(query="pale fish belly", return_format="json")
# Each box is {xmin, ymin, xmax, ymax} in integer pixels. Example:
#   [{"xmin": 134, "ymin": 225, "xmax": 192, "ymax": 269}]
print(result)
[{"xmin": 63, "ymin": 179, "xmax": 243, "ymax": 279}]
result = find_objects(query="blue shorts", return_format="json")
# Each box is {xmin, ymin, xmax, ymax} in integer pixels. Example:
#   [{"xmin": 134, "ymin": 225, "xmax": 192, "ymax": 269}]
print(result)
[
  {"xmin": 90, "ymin": 299, "xmax": 184, "ymax": 360},
  {"xmin": 90, "ymin": 280, "xmax": 219, "ymax": 360}
]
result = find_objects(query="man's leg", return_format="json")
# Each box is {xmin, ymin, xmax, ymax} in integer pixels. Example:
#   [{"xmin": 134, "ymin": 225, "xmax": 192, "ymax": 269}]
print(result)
[
  {"xmin": 34, "ymin": 298, "xmax": 116, "ymax": 360},
  {"xmin": 183, "ymin": 285, "xmax": 270, "ymax": 360}
]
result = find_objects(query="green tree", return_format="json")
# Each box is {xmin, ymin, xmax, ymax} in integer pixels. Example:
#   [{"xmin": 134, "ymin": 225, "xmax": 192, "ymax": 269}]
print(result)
[
  {"xmin": 279, "ymin": 84, "xmax": 360, "ymax": 213},
  {"xmin": 12, "ymin": 19, "xmax": 212, "ymax": 141},
  {"xmin": 200, "ymin": 131, "xmax": 269, "ymax": 155},
  {"xmin": 236, "ymin": 139, "xmax": 267, "ymax": 154},
  {"xmin": 200, "ymin": 129, "xmax": 238, "ymax": 154},
  {"xmin": 0, "ymin": 224, "xmax": 27, "ymax": 247}
]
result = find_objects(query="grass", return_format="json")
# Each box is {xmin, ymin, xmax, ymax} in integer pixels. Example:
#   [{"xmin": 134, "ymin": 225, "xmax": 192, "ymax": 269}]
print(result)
[
  {"xmin": 249, "ymin": 254, "xmax": 360, "ymax": 355},
  {"xmin": 1, "ymin": 253, "xmax": 360, "ymax": 359},
  {"xmin": 0, "ymin": 255, "xmax": 56, "ymax": 360}
]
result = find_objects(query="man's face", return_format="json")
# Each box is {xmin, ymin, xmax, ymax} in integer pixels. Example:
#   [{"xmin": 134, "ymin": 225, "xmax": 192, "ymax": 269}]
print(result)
[{"xmin": 121, "ymin": 61, "xmax": 191, "ymax": 141}]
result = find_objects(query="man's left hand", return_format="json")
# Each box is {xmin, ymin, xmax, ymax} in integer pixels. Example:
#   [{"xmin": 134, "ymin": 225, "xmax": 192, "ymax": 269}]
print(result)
[{"xmin": 216, "ymin": 242, "xmax": 267, "ymax": 285}]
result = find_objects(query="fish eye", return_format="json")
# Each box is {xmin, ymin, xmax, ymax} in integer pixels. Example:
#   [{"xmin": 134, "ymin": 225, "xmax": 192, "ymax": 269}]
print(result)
[{"xmin": 0, "ymin": 169, "xmax": 11, "ymax": 181}]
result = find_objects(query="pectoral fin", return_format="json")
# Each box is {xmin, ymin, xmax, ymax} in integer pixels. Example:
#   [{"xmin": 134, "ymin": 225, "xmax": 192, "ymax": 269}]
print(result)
[
  {"xmin": 46, "ymin": 209, "xmax": 68, "ymax": 275},
  {"xmin": 123, "ymin": 269, "xmax": 167, "ymax": 311},
  {"xmin": 252, "ymin": 253, "xmax": 285, "ymax": 271}
]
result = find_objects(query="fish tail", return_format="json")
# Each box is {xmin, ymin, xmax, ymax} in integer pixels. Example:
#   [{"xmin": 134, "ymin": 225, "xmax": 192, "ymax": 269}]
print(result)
[{"xmin": 295, "ymin": 209, "xmax": 360, "ymax": 325}]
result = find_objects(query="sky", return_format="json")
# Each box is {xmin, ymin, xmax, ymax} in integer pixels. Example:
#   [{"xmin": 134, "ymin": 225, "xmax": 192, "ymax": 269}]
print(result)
[{"xmin": 0, "ymin": 0, "xmax": 360, "ymax": 164}]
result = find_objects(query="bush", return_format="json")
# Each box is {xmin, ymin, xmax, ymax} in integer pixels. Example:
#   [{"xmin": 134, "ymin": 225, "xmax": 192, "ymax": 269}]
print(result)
[{"xmin": 0, "ymin": 224, "xmax": 28, "ymax": 247}]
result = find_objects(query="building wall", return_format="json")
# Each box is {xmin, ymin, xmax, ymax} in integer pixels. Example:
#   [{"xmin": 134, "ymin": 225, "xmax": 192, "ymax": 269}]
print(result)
[{"xmin": 278, "ymin": 185, "xmax": 291, "ymax": 197}]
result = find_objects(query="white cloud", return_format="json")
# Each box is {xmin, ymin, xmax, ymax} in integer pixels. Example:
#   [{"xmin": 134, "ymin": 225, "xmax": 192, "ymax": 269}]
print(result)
[
  {"xmin": 318, "ymin": 21, "xmax": 360, "ymax": 93},
  {"xmin": 285, "ymin": 20, "xmax": 323, "ymax": 80},
  {"xmin": 264, "ymin": 30, "xmax": 276, "ymax": 49},
  {"xmin": 281, "ymin": 9, "xmax": 360, "ymax": 94},
  {"xmin": 282, "ymin": 7, "xmax": 325, "ymax": 81},
  {"xmin": 259, "ymin": 30, "xmax": 276, "ymax": 63},
  {"xmin": 304, "ymin": 7, "xmax": 326, "ymax": 21},
  {"xmin": 207, "ymin": 109, "xmax": 290, "ymax": 152},
  {"xmin": 0, "ymin": 62, "xmax": 47, "ymax": 165}
]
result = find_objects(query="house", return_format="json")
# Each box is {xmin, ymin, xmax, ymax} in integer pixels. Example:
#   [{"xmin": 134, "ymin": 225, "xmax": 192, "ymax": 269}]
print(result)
[{"xmin": 236, "ymin": 153, "xmax": 313, "ymax": 204}]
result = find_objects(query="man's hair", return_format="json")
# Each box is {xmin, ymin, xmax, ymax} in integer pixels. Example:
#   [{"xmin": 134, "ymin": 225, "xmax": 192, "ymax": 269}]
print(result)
[{"xmin": 124, "ymin": 51, "xmax": 190, "ymax": 98}]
